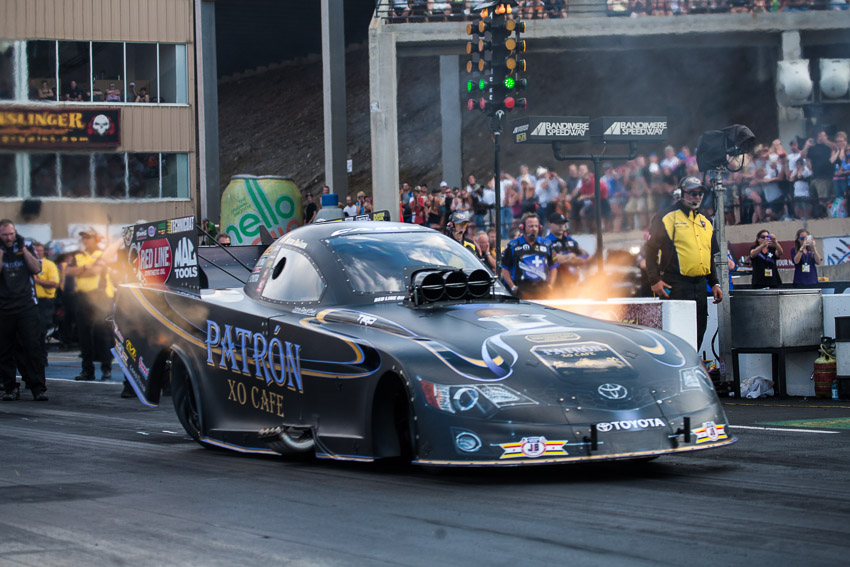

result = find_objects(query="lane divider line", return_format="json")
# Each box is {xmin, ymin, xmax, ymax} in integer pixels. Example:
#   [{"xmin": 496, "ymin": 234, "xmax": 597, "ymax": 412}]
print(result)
[{"xmin": 729, "ymin": 425, "xmax": 840, "ymax": 434}]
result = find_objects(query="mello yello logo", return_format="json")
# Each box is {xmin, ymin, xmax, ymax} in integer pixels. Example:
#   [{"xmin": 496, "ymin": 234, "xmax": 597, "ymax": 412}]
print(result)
[{"xmin": 221, "ymin": 176, "xmax": 303, "ymax": 245}]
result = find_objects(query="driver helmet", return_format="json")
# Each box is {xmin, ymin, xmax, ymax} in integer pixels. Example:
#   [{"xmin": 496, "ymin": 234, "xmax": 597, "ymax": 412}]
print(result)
[{"xmin": 446, "ymin": 210, "xmax": 472, "ymax": 235}]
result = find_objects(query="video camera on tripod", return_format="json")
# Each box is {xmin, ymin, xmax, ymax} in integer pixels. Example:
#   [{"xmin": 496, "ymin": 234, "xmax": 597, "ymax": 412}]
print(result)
[{"xmin": 695, "ymin": 125, "xmax": 756, "ymax": 172}]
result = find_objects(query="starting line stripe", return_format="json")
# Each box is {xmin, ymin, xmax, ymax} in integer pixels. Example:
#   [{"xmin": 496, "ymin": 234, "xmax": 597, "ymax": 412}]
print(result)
[{"xmin": 729, "ymin": 425, "xmax": 839, "ymax": 434}]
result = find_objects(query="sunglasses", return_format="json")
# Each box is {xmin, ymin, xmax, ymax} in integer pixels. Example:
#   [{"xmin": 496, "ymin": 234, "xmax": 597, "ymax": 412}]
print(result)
[
  {"xmin": 684, "ymin": 190, "xmax": 704, "ymax": 197},
  {"xmin": 759, "ymin": 234, "xmax": 769, "ymax": 239}
]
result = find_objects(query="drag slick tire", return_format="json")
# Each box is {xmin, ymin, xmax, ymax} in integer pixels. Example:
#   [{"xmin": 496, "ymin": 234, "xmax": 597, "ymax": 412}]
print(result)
[{"xmin": 169, "ymin": 355, "xmax": 204, "ymax": 445}]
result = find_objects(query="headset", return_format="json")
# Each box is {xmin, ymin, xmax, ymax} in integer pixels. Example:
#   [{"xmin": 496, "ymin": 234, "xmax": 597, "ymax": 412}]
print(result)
[{"xmin": 674, "ymin": 176, "xmax": 705, "ymax": 201}]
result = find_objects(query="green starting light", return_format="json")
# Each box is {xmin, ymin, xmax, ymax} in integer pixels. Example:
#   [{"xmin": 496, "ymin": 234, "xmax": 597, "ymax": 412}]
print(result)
[
  {"xmin": 504, "ymin": 76, "xmax": 515, "ymax": 89},
  {"xmin": 479, "ymin": 78, "xmax": 486, "ymax": 91},
  {"xmin": 467, "ymin": 80, "xmax": 474, "ymax": 93}
]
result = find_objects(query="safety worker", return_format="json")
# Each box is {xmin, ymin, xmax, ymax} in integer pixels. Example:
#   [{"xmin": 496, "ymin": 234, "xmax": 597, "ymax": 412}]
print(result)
[
  {"xmin": 446, "ymin": 210, "xmax": 477, "ymax": 254},
  {"xmin": 501, "ymin": 212, "xmax": 557, "ymax": 299},
  {"xmin": 645, "ymin": 176, "xmax": 723, "ymax": 349}
]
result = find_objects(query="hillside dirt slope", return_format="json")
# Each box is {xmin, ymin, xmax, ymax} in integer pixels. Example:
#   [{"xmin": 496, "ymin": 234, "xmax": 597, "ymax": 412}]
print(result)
[{"xmin": 218, "ymin": 43, "xmax": 782, "ymax": 201}]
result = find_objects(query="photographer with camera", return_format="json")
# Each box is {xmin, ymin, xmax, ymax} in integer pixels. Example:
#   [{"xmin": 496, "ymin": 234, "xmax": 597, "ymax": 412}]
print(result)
[
  {"xmin": 0, "ymin": 219, "xmax": 48, "ymax": 401},
  {"xmin": 792, "ymin": 228, "xmax": 821, "ymax": 288},
  {"xmin": 749, "ymin": 229, "xmax": 784, "ymax": 288}
]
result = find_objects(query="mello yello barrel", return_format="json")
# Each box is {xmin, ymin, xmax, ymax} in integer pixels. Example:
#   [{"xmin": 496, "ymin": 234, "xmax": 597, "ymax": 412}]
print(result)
[{"xmin": 221, "ymin": 175, "xmax": 303, "ymax": 245}]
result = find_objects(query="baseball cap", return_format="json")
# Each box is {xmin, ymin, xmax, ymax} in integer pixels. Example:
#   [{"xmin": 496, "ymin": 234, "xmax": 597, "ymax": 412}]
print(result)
[
  {"xmin": 536, "ymin": 166, "xmax": 548, "ymax": 177},
  {"xmin": 439, "ymin": 181, "xmax": 448, "ymax": 188},
  {"xmin": 548, "ymin": 213, "xmax": 568, "ymax": 224},
  {"xmin": 79, "ymin": 226, "xmax": 99, "ymax": 238}
]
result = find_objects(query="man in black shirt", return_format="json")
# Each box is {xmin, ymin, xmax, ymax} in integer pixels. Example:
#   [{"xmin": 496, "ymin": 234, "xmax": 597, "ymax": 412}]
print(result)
[
  {"xmin": 801, "ymin": 128, "xmax": 839, "ymax": 217},
  {"xmin": 64, "ymin": 79, "xmax": 85, "ymax": 102},
  {"xmin": 0, "ymin": 219, "xmax": 48, "ymax": 401}
]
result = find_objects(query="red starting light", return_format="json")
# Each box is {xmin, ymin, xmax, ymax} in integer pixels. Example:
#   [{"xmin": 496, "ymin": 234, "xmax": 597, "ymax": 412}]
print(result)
[
  {"xmin": 479, "ymin": 97, "xmax": 487, "ymax": 111},
  {"xmin": 467, "ymin": 99, "xmax": 476, "ymax": 111}
]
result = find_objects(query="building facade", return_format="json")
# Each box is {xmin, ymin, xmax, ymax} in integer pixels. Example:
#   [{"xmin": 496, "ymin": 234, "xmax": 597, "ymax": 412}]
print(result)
[{"xmin": 0, "ymin": 0, "xmax": 197, "ymax": 242}]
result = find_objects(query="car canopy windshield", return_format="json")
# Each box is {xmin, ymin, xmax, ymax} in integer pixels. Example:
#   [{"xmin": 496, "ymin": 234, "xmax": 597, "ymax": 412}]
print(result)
[{"xmin": 326, "ymin": 230, "xmax": 489, "ymax": 294}]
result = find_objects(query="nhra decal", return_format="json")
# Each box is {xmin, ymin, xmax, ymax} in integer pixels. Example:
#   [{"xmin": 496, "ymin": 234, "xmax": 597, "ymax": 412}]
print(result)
[
  {"xmin": 691, "ymin": 421, "xmax": 727, "ymax": 444},
  {"xmin": 531, "ymin": 342, "xmax": 630, "ymax": 373},
  {"xmin": 205, "ymin": 319, "xmax": 303, "ymax": 393},
  {"xmin": 596, "ymin": 418, "xmax": 667, "ymax": 432},
  {"xmin": 138, "ymin": 238, "xmax": 172, "ymax": 285},
  {"xmin": 497, "ymin": 436, "xmax": 568, "ymax": 459}
]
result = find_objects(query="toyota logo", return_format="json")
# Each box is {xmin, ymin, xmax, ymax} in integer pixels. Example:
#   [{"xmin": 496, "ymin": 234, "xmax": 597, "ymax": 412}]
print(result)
[{"xmin": 597, "ymin": 383, "xmax": 628, "ymax": 400}]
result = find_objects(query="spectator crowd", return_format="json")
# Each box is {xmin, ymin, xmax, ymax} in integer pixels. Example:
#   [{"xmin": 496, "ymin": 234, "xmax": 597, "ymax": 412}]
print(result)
[
  {"xmin": 382, "ymin": 0, "xmax": 849, "ymax": 21},
  {"xmin": 389, "ymin": 127, "xmax": 850, "ymax": 240}
]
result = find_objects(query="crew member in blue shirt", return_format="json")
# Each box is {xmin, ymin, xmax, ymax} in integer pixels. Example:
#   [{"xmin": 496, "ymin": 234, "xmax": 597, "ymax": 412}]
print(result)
[{"xmin": 501, "ymin": 212, "xmax": 557, "ymax": 299}]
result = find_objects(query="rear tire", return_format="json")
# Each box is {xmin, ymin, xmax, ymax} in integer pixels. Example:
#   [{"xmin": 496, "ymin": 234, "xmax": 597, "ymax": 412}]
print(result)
[{"xmin": 169, "ymin": 355, "xmax": 203, "ymax": 444}]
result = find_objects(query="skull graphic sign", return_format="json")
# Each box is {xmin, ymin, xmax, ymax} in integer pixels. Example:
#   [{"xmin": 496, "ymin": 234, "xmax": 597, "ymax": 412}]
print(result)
[{"xmin": 92, "ymin": 114, "xmax": 111, "ymax": 135}]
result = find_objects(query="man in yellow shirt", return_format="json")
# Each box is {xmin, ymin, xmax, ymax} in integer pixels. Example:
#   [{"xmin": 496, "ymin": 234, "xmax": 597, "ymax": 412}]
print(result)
[
  {"xmin": 33, "ymin": 242, "xmax": 60, "ymax": 367},
  {"xmin": 65, "ymin": 228, "xmax": 114, "ymax": 381}
]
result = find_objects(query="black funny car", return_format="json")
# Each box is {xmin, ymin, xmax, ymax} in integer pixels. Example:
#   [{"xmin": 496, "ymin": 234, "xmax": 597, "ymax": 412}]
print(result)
[{"xmin": 112, "ymin": 215, "xmax": 735, "ymax": 466}]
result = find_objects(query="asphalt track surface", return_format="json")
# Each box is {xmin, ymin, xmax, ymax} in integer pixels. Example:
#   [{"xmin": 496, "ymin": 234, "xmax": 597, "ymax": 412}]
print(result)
[{"xmin": 2, "ymin": 351, "xmax": 849, "ymax": 567}]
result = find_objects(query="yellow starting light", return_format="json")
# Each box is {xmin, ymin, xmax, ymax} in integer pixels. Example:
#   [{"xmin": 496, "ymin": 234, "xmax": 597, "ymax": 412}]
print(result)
[
  {"xmin": 478, "ymin": 20, "xmax": 487, "ymax": 33},
  {"xmin": 466, "ymin": 42, "xmax": 474, "ymax": 54},
  {"xmin": 506, "ymin": 38, "xmax": 526, "ymax": 52},
  {"xmin": 481, "ymin": 8, "xmax": 489, "ymax": 17},
  {"xmin": 506, "ymin": 19, "xmax": 526, "ymax": 33}
]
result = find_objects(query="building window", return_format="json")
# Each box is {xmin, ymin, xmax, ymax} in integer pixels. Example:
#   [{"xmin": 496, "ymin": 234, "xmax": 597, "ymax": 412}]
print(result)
[
  {"xmin": 14, "ymin": 40, "xmax": 187, "ymax": 105},
  {"xmin": 0, "ymin": 151, "xmax": 189, "ymax": 200},
  {"xmin": 26, "ymin": 40, "xmax": 57, "ymax": 101},
  {"xmin": 0, "ymin": 153, "xmax": 15, "ymax": 195},
  {"xmin": 1, "ymin": 42, "xmax": 14, "ymax": 101}
]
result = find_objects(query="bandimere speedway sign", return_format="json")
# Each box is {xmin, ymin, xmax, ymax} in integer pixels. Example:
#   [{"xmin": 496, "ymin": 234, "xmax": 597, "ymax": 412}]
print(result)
[{"xmin": 0, "ymin": 107, "xmax": 121, "ymax": 149}]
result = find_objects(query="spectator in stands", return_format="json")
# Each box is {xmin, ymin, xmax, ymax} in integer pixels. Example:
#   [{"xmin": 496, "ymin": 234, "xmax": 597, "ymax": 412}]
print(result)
[
  {"xmin": 834, "ymin": 131, "xmax": 849, "ymax": 198},
  {"xmin": 535, "ymin": 167, "xmax": 566, "ymax": 226},
  {"xmin": 543, "ymin": 0, "xmax": 566, "ymax": 18},
  {"xmin": 105, "ymin": 83, "xmax": 121, "ymax": 102},
  {"xmin": 629, "ymin": 0, "xmax": 651, "ymax": 15},
  {"xmin": 37, "ymin": 80, "xmax": 54, "ymax": 100},
  {"xmin": 304, "ymin": 192, "xmax": 318, "ymax": 224},
  {"xmin": 801, "ymin": 127, "xmax": 840, "ymax": 218},
  {"xmin": 391, "ymin": 0, "xmax": 410, "ymax": 17},
  {"xmin": 126, "ymin": 82, "xmax": 137, "ymax": 102},
  {"xmin": 65, "ymin": 80, "xmax": 84, "ymax": 102},
  {"xmin": 790, "ymin": 156, "xmax": 813, "ymax": 219},
  {"xmin": 578, "ymin": 171, "xmax": 610, "ymax": 233},
  {"xmin": 135, "ymin": 86, "xmax": 151, "ymax": 103},
  {"xmin": 474, "ymin": 230, "xmax": 498, "ymax": 273},
  {"xmin": 624, "ymin": 176, "xmax": 650, "ymax": 230},
  {"xmin": 787, "ymin": 138, "xmax": 803, "ymax": 169},
  {"xmin": 343, "ymin": 195, "xmax": 358, "ymax": 217},
  {"xmin": 215, "ymin": 233, "xmax": 231, "ymax": 246},
  {"xmin": 465, "ymin": 173, "xmax": 480, "ymax": 195},
  {"xmin": 427, "ymin": 1, "xmax": 451, "ymax": 16},
  {"xmin": 601, "ymin": 162, "xmax": 627, "ymax": 232}
]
